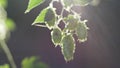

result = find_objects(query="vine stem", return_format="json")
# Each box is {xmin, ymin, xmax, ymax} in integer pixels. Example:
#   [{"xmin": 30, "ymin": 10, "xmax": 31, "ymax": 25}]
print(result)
[{"xmin": 0, "ymin": 40, "xmax": 17, "ymax": 68}]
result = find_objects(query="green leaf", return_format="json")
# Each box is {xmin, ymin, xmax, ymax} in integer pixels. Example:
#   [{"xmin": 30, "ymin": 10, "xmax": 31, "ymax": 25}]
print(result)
[
  {"xmin": 32, "ymin": 8, "xmax": 48, "ymax": 25},
  {"xmin": 61, "ymin": 35, "xmax": 75, "ymax": 62},
  {"xmin": 25, "ymin": 0, "xmax": 45, "ymax": 13},
  {"xmin": 34, "ymin": 62, "xmax": 49, "ymax": 68},
  {"xmin": 63, "ymin": 0, "xmax": 92, "ymax": 6},
  {"xmin": 22, "ymin": 56, "xmax": 36, "ymax": 68},
  {"xmin": 0, "ymin": 0, "xmax": 7, "ymax": 8},
  {"xmin": 5, "ymin": 18, "xmax": 15, "ymax": 31},
  {"xmin": 51, "ymin": 27, "xmax": 62, "ymax": 46},
  {"xmin": 64, "ymin": 15, "xmax": 78, "ymax": 31},
  {"xmin": 45, "ymin": 8, "xmax": 56, "ymax": 29},
  {"xmin": 22, "ymin": 56, "xmax": 49, "ymax": 68},
  {"xmin": 74, "ymin": 0, "xmax": 92, "ymax": 6},
  {"xmin": 63, "ymin": 0, "xmax": 73, "ymax": 7},
  {"xmin": 76, "ymin": 21, "xmax": 88, "ymax": 42},
  {"xmin": 33, "ymin": 8, "xmax": 56, "ymax": 29},
  {"xmin": 0, "ymin": 64, "xmax": 10, "ymax": 68}
]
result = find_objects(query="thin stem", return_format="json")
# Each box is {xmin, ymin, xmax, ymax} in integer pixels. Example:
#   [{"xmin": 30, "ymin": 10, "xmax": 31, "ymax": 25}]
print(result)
[
  {"xmin": 0, "ymin": 40, "xmax": 17, "ymax": 68},
  {"xmin": 34, "ymin": 24, "xmax": 47, "ymax": 27}
]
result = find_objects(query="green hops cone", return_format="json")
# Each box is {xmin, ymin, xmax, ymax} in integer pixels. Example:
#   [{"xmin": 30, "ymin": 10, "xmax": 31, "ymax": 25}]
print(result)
[
  {"xmin": 76, "ymin": 22, "xmax": 88, "ymax": 42},
  {"xmin": 45, "ymin": 8, "xmax": 56, "ymax": 29},
  {"xmin": 51, "ymin": 27, "xmax": 62, "ymax": 46},
  {"xmin": 61, "ymin": 34, "xmax": 75, "ymax": 61}
]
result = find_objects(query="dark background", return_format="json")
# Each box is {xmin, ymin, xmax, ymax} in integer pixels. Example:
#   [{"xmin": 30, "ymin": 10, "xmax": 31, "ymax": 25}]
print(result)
[{"xmin": 0, "ymin": 0, "xmax": 120, "ymax": 68}]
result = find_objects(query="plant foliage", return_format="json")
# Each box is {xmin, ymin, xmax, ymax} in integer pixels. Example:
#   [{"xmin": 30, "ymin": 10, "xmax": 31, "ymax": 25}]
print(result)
[
  {"xmin": 25, "ymin": 0, "xmax": 91, "ymax": 61},
  {"xmin": 0, "ymin": 0, "xmax": 49, "ymax": 68},
  {"xmin": 0, "ymin": 64, "xmax": 10, "ymax": 68},
  {"xmin": 0, "ymin": 0, "xmax": 15, "ymax": 40},
  {"xmin": 22, "ymin": 56, "xmax": 49, "ymax": 68}
]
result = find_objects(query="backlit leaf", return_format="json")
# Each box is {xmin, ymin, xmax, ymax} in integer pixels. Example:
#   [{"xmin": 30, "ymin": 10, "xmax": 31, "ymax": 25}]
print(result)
[
  {"xmin": 51, "ymin": 27, "xmax": 62, "ymax": 46},
  {"xmin": 32, "ymin": 8, "xmax": 48, "ymax": 25},
  {"xmin": 25, "ymin": 0, "xmax": 45, "ymax": 13},
  {"xmin": 63, "ymin": 0, "xmax": 92, "ymax": 6},
  {"xmin": 74, "ymin": 0, "xmax": 93, "ymax": 6},
  {"xmin": 64, "ymin": 15, "xmax": 78, "ymax": 31},
  {"xmin": 61, "ymin": 35, "xmax": 75, "ymax": 62},
  {"xmin": 45, "ymin": 8, "xmax": 56, "ymax": 29},
  {"xmin": 76, "ymin": 21, "xmax": 88, "ymax": 42},
  {"xmin": 63, "ymin": 0, "xmax": 73, "ymax": 7}
]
